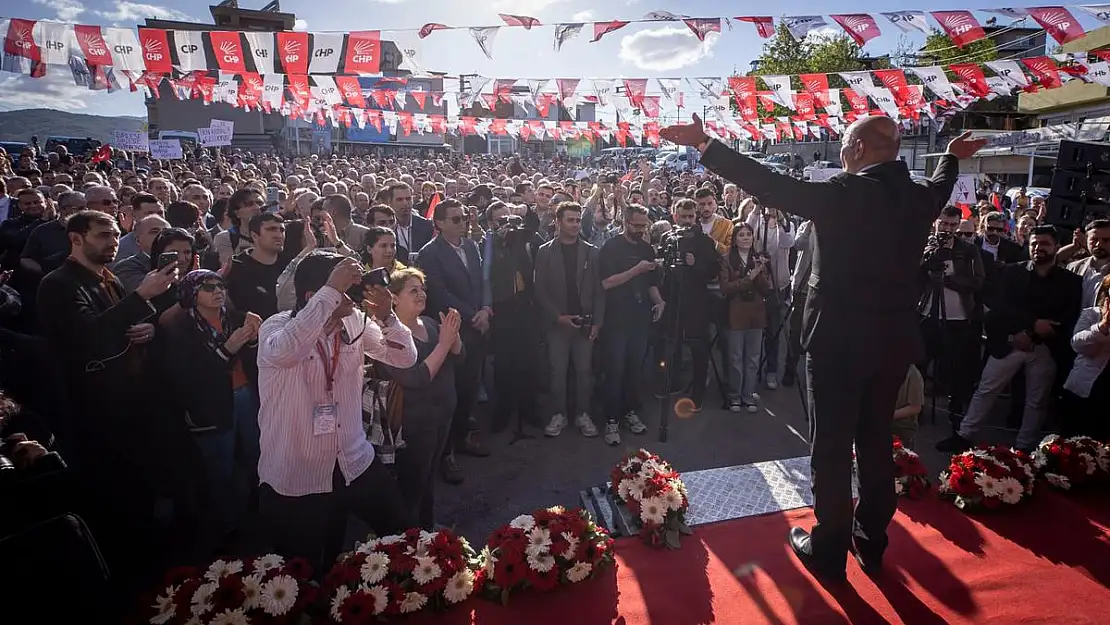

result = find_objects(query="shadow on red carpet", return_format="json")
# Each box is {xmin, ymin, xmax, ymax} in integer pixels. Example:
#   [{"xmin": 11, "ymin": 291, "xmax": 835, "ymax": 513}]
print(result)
[{"xmin": 409, "ymin": 494, "xmax": 1110, "ymax": 624}]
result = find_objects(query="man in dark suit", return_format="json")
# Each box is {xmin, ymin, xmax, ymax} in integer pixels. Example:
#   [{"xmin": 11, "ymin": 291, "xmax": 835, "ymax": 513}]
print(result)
[
  {"xmin": 416, "ymin": 199, "xmax": 491, "ymax": 484},
  {"xmin": 389, "ymin": 182, "xmax": 434, "ymax": 261},
  {"xmin": 661, "ymin": 115, "xmax": 986, "ymax": 580}
]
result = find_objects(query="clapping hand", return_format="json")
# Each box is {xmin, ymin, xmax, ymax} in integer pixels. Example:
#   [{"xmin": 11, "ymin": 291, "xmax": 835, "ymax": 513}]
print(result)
[{"xmin": 439, "ymin": 308, "xmax": 462, "ymax": 347}]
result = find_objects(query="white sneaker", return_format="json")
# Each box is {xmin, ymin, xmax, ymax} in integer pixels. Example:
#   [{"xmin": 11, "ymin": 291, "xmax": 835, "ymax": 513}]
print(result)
[
  {"xmin": 765, "ymin": 375, "xmax": 779, "ymax": 390},
  {"xmin": 745, "ymin": 403, "xmax": 759, "ymax": 413},
  {"xmin": 544, "ymin": 414, "xmax": 568, "ymax": 437},
  {"xmin": 623, "ymin": 411, "xmax": 648, "ymax": 434},
  {"xmin": 729, "ymin": 400, "xmax": 743, "ymax": 413},
  {"xmin": 576, "ymin": 413, "xmax": 599, "ymax": 437},
  {"xmin": 604, "ymin": 422, "xmax": 621, "ymax": 446}
]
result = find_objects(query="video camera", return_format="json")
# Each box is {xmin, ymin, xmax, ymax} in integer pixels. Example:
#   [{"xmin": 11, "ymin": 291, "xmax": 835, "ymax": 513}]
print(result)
[
  {"xmin": 657, "ymin": 225, "xmax": 697, "ymax": 270},
  {"xmin": 346, "ymin": 266, "xmax": 391, "ymax": 302},
  {"xmin": 923, "ymin": 233, "xmax": 951, "ymax": 275}
]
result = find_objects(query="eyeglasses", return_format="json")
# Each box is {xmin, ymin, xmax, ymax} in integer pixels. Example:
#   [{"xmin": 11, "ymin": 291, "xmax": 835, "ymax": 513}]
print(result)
[
  {"xmin": 957, "ymin": 232, "xmax": 975, "ymax": 238},
  {"xmin": 199, "ymin": 282, "xmax": 225, "ymax": 293}
]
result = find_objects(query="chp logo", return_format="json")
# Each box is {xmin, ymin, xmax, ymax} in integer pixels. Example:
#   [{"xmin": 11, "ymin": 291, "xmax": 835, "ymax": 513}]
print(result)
[
  {"xmin": 263, "ymin": 82, "xmax": 282, "ymax": 93},
  {"xmin": 246, "ymin": 77, "xmax": 263, "ymax": 92},
  {"xmin": 219, "ymin": 41, "xmax": 241, "ymax": 64},
  {"xmin": 79, "ymin": 32, "xmax": 108, "ymax": 57},
  {"xmin": 313, "ymin": 45, "xmax": 335, "ymax": 58},
  {"xmin": 841, "ymin": 15, "xmax": 873, "ymax": 33},
  {"xmin": 350, "ymin": 39, "xmax": 376, "ymax": 64},
  {"xmin": 1035, "ymin": 10, "xmax": 1073, "ymax": 32},
  {"xmin": 282, "ymin": 38, "xmax": 302, "ymax": 63},
  {"xmin": 803, "ymin": 78, "xmax": 825, "ymax": 93},
  {"xmin": 143, "ymin": 37, "xmax": 165, "ymax": 62},
  {"xmin": 942, "ymin": 13, "xmax": 976, "ymax": 37},
  {"xmin": 342, "ymin": 85, "xmax": 362, "ymax": 100},
  {"xmin": 10, "ymin": 22, "xmax": 34, "ymax": 51}
]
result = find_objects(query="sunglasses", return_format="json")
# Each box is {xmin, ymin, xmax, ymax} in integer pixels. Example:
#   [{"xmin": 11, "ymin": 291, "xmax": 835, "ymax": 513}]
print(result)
[
  {"xmin": 957, "ymin": 232, "xmax": 974, "ymax": 238},
  {"xmin": 447, "ymin": 214, "xmax": 469, "ymax": 224},
  {"xmin": 199, "ymin": 282, "xmax": 225, "ymax": 293}
]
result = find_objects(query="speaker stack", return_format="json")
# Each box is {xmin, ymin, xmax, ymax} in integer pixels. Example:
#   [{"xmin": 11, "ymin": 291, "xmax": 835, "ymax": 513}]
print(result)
[{"xmin": 1045, "ymin": 139, "xmax": 1110, "ymax": 229}]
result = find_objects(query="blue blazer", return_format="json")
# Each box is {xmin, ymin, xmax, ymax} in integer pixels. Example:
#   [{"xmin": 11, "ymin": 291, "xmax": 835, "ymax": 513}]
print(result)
[
  {"xmin": 409, "ymin": 213, "xmax": 435, "ymax": 255},
  {"xmin": 416, "ymin": 235, "xmax": 486, "ymax": 320}
]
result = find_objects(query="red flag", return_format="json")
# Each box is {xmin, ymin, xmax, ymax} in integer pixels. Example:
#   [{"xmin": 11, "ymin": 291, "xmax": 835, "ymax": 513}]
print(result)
[
  {"xmin": 829, "ymin": 14, "xmax": 881, "ymax": 47},
  {"xmin": 683, "ymin": 18, "xmax": 721, "ymax": 41},
  {"xmin": 4, "ymin": 19, "xmax": 40, "ymax": 62},
  {"xmin": 344, "ymin": 31, "xmax": 381, "ymax": 74},
  {"xmin": 1026, "ymin": 7, "xmax": 1085, "ymax": 44},
  {"xmin": 335, "ymin": 76, "xmax": 365, "ymax": 107},
  {"xmin": 418, "ymin": 23, "xmax": 449, "ymax": 39},
  {"xmin": 792, "ymin": 92, "xmax": 816, "ymax": 121},
  {"xmin": 411, "ymin": 91, "xmax": 428, "ymax": 110},
  {"xmin": 930, "ymin": 11, "xmax": 986, "ymax": 48},
  {"xmin": 499, "ymin": 14, "xmax": 542, "ymax": 29},
  {"xmin": 737, "ymin": 16, "xmax": 775, "ymax": 39},
  {"xmin": 873, "ymin": 69, "xmax": 908, "ymax": 92},
  {"xmin": 209, "ymin": 31, "xmax": 247, "ymax": 73},
  {"xmin": 275, "ymin": 32, "xmax": 310, "ymax": 74},
  {"xmin": 1023, "ymin": 56, "xmax": 1064, "ymax": 90},
  {"xmin": 842, "ymin": 88, "xmax": 870, "ymax": 115},
  {"xmin": 90, "ymin": 144, "xmax": 112, "ymax": 163},
  {"xmin": 137, "ymin": 28, "xmax": 172, "ymax": 73},
  {"xmin": 950, "ymin": 63, "xmax": 991, "ymax": 97},
  {"xmin": 74, "ymin": 25, "xmax": 113, "ymax": 67},
  {"xmin": 592, "ymin": 21, "xmax": 629, "ymax": 42},
  {"xmin": 423, "ymin": 193, "xmax": 440, "ymax": 220},
  {"xmin": 799, "ymin": 73, "xmax": 830, "ymax": 106}
]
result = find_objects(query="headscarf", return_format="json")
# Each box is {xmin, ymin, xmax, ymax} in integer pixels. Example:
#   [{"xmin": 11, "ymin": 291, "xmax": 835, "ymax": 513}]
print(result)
[{"xmin": 178, "ymin": 269, "xmax": 230, "ymax": 346}]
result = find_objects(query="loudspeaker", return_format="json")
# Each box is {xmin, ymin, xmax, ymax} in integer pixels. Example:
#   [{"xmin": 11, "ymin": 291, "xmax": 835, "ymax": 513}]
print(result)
[{"xmin": 1045, "ymin": 140, "xmax": 1110, "ymax": 229}]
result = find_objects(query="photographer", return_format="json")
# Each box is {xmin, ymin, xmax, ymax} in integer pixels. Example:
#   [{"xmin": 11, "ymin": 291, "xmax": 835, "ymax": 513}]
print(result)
[
  {"xmin": 534, "ymin": 202, "xmax": 605, "ymax": 438},
  {"xmin": 720, "ymin": 222, "xmax": 772, "ymax": 412},
  {"xmin": 482, "ymin": 201, "xmax": 545, "ymax": 432},
  {"xmin": 658, "ymin": 199, "xmax": 721, "ymax": 410},
  {"xmin": 746, "ymin": 201, "xmax": 795, "ymax": 390},
  {"xmin": 917, "ymin": 205, "xmax": 986, "ymax": 421}
]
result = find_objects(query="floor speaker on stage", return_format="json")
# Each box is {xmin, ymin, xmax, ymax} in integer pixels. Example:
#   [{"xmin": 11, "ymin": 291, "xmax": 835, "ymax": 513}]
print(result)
[{"xmin": 1045, "ymin": 140, "xmax": 1110, "ymax": 229}]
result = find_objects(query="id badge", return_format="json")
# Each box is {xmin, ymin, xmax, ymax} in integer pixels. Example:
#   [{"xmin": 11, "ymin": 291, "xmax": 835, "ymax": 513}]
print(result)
[
  {"xmin": 378, "ymin": 444, "xmax": 396, "ymax": 465},
  {"xmin": 313, "ymin": 403, "xmax": 337, "ymax": 436}
]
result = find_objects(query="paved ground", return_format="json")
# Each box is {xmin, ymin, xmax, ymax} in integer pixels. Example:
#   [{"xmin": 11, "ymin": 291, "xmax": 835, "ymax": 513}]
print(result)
[{"xmin": 434, "ymin": 376, "xmax": 1024, "ymax": 543}]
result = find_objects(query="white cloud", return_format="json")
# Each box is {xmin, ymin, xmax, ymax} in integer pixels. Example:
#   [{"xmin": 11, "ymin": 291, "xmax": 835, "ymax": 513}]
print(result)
[
  {"xmin": 0, "ymin": 74, "xmax": 91, "ymax": 113},
  {"xmin": 293, "ymin": 18, "xmax": 309, "ymax": 31},
  {"xmin": 571, "ymin": 10, "xmax": 594, "ymax": 21},
  {"xmin": 618, "ymin": 27, "xmax": 718, "ymax": 72},
  {"xmin": 32, "ymin": 0, "xmax": 86, "ymax": 21},
  {"xmin": 94, "ymin": 2, "xmax": 196, "ymax": 22}
]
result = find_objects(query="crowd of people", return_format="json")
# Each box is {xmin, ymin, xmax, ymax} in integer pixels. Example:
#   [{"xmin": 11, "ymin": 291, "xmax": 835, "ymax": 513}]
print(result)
[{"xmin": 0, "ymin": 135, "xmax": 1107, "ymax": 618}]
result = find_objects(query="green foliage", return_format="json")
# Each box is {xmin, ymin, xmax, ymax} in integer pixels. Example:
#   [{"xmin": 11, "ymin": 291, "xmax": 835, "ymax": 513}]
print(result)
[{"xmin": 918, "ymin": 30, "xmax": 998, "ymax": 65}]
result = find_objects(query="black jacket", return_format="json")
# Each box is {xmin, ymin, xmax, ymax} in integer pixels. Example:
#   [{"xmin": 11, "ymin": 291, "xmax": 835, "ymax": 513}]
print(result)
[
  {"xmin": 976, "ymin": 235, "xmax": 1029, "ymax": 266},
  {"xmin": 659, "ymin": 228, "xmax": 720, "ymax": 336},
  {"xmin": 916, "ymin": 237, "xmax": 986, "ymax": 320},
  {"xmin": 161, "ymin": 309, "xmax": 258, "ymax": 434},
  {"xmin": 700, "ymin": 142, "xmax": 958, "ymax": 365},
  {"xmin": 984, "ymin": 262, "xmax": 1083, "ymax": 361}
]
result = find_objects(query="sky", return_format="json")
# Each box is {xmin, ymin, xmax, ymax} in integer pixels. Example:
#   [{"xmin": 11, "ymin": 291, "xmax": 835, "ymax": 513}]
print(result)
[{"xmin": 0, "ymin": 0, "xmax": 1098, "ymax": 119}]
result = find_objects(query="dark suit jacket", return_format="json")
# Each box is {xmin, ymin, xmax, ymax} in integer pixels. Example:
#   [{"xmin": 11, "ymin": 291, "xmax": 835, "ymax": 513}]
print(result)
[
  {"xmin": 404, "ymin": 213, "xmax": 435, "ymax": 256},
  {"xmin": 700, "ymin": 141, "xmax": 959, "ymax": 365},
  {"xmin": 976, "ymin": 235, "xmax": 1029, "ymax": 265},
  {"xmin": 983, "ymin": 262, "xmax": 1082, "ymax": 361},
  {"xmin": 416, "ymin": 235, "xmax": 486, "ymax": 320},
  {"xmin": 533, "ymin": 238, "xmax": 606, "ymax": 326}
]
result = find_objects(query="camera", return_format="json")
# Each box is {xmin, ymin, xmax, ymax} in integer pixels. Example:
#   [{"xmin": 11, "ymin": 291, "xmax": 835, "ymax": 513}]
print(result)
[
  {"xmin": 924, "ymin": 234, "xmax": 949, "ymax": 275},
  {"xmin": 494, "ymin": 214, "xmax": 525, "ymax": 235},
  {"xmin": 573, "ymin": 313, "xmax": 593, "ymax": 335},
  {"xmin": 345, "ymin": 266, "xmax": 391, "ymax": 302},
  {"xmin": 658, "ymin": 226, "xmax": 695, "ymax": 270},
  {"xmin": 310, "ymin": 217, "xmax": 329, "ymax": 248}
]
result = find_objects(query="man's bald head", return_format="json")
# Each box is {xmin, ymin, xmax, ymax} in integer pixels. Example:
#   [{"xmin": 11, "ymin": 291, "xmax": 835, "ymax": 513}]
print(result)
[{"xmin": 840, "ymin": 116, "xmax": 901, "ymax": 174}]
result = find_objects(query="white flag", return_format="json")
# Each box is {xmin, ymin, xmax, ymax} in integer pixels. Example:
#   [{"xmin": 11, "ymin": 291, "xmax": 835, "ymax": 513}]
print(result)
[
  {"xmin": 839, "ymin": 71, "xmax": 877, "ymax": 100},
  {"xmin": 880, "ymin": 11, "xmax": 930, "ymax": 34},
  {"xmin": 1084, "ymin": 61, "xmax": 1110, "ymax": 87},
  {"xmin": 983, "ymin": 8, "xmax": 1028, "ymax": 19},
  {"xmin": 471, "ymin": 27, "xmax": 499, "ymax": 60},
  {"xmin": 983, "ymin": 76, "xmax": 1012, "ymax": 98},
  {"xmin": 781, "ymin": 16, "xmax": 827, "ymax": 40},
  {"xmin": 393, "ymin": 33, "xmax": 425, "ymax": 75},
  {"xmin": 761, "ymin": 75, "xmax": 794, "ymax": 108},
  {"xmin": 552, "ymin": 23, "xmax": 583, "ymax": 51},
  {"xmin": 907, "ymin": 66, "xmax": 957, "ymax": 101},
  {"xmin": 657, "ymin": 78, "xmax": 681, "ymax": 102},
  {"xmin": 869, "ymin": 87, "xmax": 901, "ymax": 118},
  {"xmin": 37, "ymin": 22, "xmax": 74, "ymax": 66},
  {"xmin": 307, "ymin": 33, "xmax": 343, "ymax": 74},
  {"xmin": 173, "ymin": 30, "xmax": 206, "ymax": 71},
  {"xmin": 1077, "ymin": 5, "xmax": 1110, "ymax": 25},
  {"xmin": 216, "ymin": 72, "xmax": 238, "ymax": 104},
  {"xmin": 313, "ymin": 76, "xmax": 343, "ymax": 106},
  {"xmin": 592, "ymin": 79, "xmax": 614, "ymax": 106},
  {"xmin": 527, "ymin": 79, "xmax": 550, "ymax": 100},
  {"xmin": 243, "ymin": 31, "xmax": 274, "ymax": 74},
  {"xmin": 985, "ymin": 60, "xmax": 1030, "ymax": 89},
  {"xmin": 262, "ymin": 73, "xmax": 285, "ymax": 109},
  {"xmin": 824, "ymin": 88, "xmax": 843, "ymax": 117},
  {"xmin": 103, "ymin": 27, "xmax": 144, "ymax": 71}
]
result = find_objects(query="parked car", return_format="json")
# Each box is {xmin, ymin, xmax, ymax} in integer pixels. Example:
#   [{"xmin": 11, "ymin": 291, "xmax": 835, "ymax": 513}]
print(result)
[{"xmin": 803, "ymin": 160, "xmax": 842, "ymax": 180}]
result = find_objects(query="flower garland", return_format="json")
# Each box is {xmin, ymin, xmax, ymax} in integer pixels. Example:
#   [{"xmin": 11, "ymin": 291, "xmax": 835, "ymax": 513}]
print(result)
[
  {"xmin": 939, "ymin": 445, "xmax": 1036, "ymax": 510},
  {"xmin": 481, "ymin": 506, "xmax": 614, "ymax": 604},
  {"xmin": 1034, "ymin": 434, "xmax": 1110, "ymax": 491},
  {"xmin": 320, "ymin": 528, "xmax": 482, "ymax": 621},
  {"xmin": 892, "ymin": 436, "xmax": 931, "ymax": 499},
  {"xmin": 610, "ymin": 448, "xmax": 692, "ymax": 549},
  {"xmin": 142, "ymin": 555, "xmax": 317, "ymax": 625}
]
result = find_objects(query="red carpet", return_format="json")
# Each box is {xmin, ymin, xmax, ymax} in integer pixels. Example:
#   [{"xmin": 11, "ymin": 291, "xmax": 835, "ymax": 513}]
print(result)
[{"xmin": 413, "ymin": 491, "xmax": 1110, "ymax": 624}]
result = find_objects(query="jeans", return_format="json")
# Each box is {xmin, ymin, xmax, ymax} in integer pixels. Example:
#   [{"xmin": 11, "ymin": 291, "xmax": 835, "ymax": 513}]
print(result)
[
  {"xmin": 233, "ymin": 386, "xmax": 261, "ymax": 485},
  {"xmin": 192, "ymin": 386, "xmax": 258, "ymax": 547},
  {"xmin": 601, "ymin": 308, "xmax": 651, "ymax": 423},
  {"xmin": 958, "ymin": 345, "xmax": 1056, "ymax": 450},
  {"xmin": 727, "ymin": 328, "xmax": 763, "ymax": 402},
  {"xmin": 547, "ymin": 324, "xmax": 594, "ymax": 418},
  {"xmin": 763, "ymin": 287, "xmax": 790, "ymax": 378}
]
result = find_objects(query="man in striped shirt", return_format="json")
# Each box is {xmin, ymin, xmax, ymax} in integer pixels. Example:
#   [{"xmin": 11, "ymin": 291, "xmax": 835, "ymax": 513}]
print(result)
[{"xmin": 256, "ymin": 250, "xmax": 418, "ymax": 568}]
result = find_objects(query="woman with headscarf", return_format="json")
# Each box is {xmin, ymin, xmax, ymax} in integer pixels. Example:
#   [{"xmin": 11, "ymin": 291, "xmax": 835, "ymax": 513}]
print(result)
[{"xmin": 162, "ymin": 269, "xmax": 262, "ymax": 555}]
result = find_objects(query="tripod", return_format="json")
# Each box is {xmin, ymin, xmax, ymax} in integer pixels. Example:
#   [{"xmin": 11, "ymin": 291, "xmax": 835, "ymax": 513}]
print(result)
[
  {"xmin": 656, "ymin": 255, "xmax": 686, "ymax": 444},
  {"xmin": 923, "ymin": 271, "xmax": 951, "ymax": 427}
]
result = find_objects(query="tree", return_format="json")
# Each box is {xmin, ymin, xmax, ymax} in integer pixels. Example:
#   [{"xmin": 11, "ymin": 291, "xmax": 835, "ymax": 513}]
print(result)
[{"xmin": 917, "ymin": 30, "xmax": 997, "ymax": 66}]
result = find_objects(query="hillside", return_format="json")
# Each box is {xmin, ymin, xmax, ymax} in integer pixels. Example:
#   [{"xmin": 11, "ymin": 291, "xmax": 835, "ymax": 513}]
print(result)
[{"xmin": 0, "ymin": 109, "xmax": 145, "ymax": 142}]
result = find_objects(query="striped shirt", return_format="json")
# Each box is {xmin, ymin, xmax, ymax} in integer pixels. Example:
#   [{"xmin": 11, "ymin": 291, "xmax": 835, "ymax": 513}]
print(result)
[{"xmin": 256, "ymin": 286, "xmax": 417, "ymax": 497}]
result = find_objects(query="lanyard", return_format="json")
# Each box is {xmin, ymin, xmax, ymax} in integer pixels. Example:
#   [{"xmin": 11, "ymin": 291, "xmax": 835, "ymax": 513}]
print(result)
[{"xmin": 315, "ymin": 333, "xmax": 342, "ymax": 395}]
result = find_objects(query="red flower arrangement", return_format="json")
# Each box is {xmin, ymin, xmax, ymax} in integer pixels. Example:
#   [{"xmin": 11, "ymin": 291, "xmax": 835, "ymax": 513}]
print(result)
[
  {"xmin": 320, "ymin": 528, "xmax": 482, "ymax": 621},
  {"xmin": 892, "ymin": 436, "xmax": 931, "ymax": 499},
  {"xmin": 481, "ymin": 506, "xmax": 615, "ymax": 604},
  {"xmin": 142, "ymin": 555, "xmax": 317, "ymax": 625},
  {"xmin": 610, "ymin": 448, "xmax": 692, "ymax": 548},
  {"xmin": 1034, "ymin": 434, "xmax": 1110, "ymax": 491},
  {"xmin": 938, "ymin": 445, "xmax": 1036, "ymax": 511}
]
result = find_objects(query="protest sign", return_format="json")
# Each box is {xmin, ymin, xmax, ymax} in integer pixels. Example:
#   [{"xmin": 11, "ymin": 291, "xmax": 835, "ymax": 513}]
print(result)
[
  {"xmin": 148, "ymin": 139, "xmax": 183, "ymax": 160},
  {"xmin": 112, "ymin": 130, "xmax": 149, "ymax": 152}
]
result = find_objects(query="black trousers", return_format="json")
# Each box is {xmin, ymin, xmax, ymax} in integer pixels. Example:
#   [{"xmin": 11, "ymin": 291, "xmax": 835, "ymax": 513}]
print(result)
[
  {"xmin": 491, "ymin": 297, "xmax": 539, "ymax": 428},
  {"xmin": 260, "ymin": 462, "xmax": 414, "ymax": 573},
  {"xmin": 1060, "ymin": 368, "xmax": 1110, "ymax": 440},
  {"xmin": 785, "ymin": 289, "xmax": 807, "ymax": 378},
  {"xmin": 805, "ymin": 348, "xmax": 904, "ymax": 563},
  {"xmin": 447, "ymin": 325, "xmax": 486, "ymax": 451},
  {"xmin": 919, "ymin": 317, "xmax": 981, "ymax": 414},
  {"xmin": 667, "ymin": 334, "xmax": 710, "ymax": 405}
]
